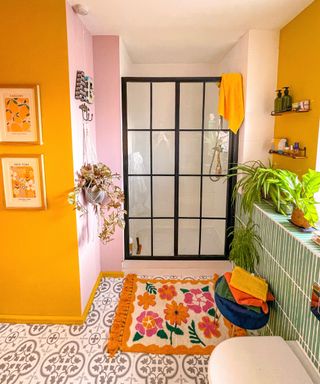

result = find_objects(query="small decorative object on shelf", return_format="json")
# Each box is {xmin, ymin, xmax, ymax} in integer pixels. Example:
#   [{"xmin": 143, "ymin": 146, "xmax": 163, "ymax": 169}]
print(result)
[{"xmin": 68, "ymin": 163, "xmax": 126, "ymax": 243}]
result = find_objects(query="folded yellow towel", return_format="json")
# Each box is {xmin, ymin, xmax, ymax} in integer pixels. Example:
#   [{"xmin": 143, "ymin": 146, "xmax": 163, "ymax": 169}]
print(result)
[
  {"xmin": 218, "ymin": 73, "xmax": 244, "ymax": 134},
  {"xmin": 229, "ymin": 266, "xmax": 268, "ymax": 302}
]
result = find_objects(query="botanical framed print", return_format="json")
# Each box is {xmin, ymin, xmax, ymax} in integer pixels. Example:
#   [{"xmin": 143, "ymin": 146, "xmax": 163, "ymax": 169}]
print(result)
[
  {"xmin": 0, "ymin": 85, "xmax": 42, "ymax": 144},
  {"xmin": 1, "ymin": 154, "xmax": 46, "ymax": 209}
]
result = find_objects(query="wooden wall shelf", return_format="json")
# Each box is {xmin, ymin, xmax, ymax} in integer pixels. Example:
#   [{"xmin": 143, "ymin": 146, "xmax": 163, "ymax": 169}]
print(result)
[
  {"xmin": 271, "ymin": 110, "xmax": 310, "ymax": 116},
  {"xmin": 269, "ymin": 149, "xmax": 307, "ymax": 159}
]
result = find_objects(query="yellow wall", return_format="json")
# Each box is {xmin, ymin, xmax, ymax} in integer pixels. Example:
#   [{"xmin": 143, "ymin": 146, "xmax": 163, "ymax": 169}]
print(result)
[
  {"xmin": 274, "ymin": 0, "xmax": 320, "ymax": 176},
  {"xmin": 0, "ymin": 0, "xmax": 82, "ymax": 321}
]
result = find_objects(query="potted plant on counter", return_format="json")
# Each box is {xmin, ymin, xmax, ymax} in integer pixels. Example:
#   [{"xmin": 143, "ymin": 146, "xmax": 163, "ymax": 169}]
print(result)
[
  {"xmin": 286, "ymin": 169, "xmax": 320, "ymax": 228},
  {"xmin": 68, "ymin": 162, "xmax": 126, "ymax": 243},
  {"xmin": 230, "ymin": 160, "xmax": 294, "ymax": 215},
  {"xmin": 229, "ymin": 161, "xmax": 320, "ymax": 229}
]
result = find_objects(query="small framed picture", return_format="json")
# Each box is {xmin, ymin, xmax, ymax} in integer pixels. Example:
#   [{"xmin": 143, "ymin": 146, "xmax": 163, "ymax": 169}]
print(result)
[
  {"xmin": 0, "ymin": 154, "xmax": 46, "ymax": 209},
  {"xmin": 0, "ymin": 85, "xmax": 42, "ymax": 144}
]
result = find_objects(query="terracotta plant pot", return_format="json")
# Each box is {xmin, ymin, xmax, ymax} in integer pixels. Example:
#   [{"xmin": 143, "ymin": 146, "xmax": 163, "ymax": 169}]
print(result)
[
  {"xmin": 291, "ymin": 207, "xmax": 311, "ymax": 229},
  {"xmin": 84, "ymin": 188, "xmax": 106, "ymax": 205}
]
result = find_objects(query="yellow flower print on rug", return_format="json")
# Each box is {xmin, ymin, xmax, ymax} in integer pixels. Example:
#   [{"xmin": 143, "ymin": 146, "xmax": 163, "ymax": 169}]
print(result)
[{"xmin": 107, "ymin": 274, "xmax": 246, "ymax": 356}]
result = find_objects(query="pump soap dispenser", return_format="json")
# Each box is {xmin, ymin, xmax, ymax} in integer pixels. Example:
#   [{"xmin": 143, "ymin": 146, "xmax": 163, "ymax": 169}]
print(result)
[
  {"xmin": 274, "ymin": 90, "xmax": 282, "ymax": 113},
  {"xmin": 282, "ymin": 87, "xmax": 292, "ymax": 111}
]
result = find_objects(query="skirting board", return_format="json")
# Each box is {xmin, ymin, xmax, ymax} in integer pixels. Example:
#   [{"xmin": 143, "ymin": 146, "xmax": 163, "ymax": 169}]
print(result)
[
  {"xmin": 122, "ymin": 260, "xmax": 231, "ymax": 277},
  {"xmin": 0, "ymin": 271, "xmax": 125, "ymax": 325}
]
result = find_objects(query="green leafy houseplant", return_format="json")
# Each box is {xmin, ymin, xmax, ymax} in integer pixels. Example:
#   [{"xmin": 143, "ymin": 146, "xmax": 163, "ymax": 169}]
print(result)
[
  {"xmin": 229, "ymin": 219, "xmax": 262, "ymax": 273},
  {"xmin": 229, "ymin": 160, "xmax": 294, "ymax": 215},
  {"xmin": 286, "ymin": 169, "xmax": 320, "ymax": 228},
  {"xmin": 68, "ymin": 163, "xmax": 126, "ymax": 243}
]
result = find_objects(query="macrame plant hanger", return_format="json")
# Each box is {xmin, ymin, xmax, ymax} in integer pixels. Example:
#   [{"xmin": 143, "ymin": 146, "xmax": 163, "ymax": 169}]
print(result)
[{"xmin": 79, "ymin": 103, "xmax": 97, "ymax": 164}]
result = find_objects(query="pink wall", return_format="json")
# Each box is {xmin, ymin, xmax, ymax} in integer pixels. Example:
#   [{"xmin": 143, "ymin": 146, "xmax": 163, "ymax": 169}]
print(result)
[
  {"xmin": 66, "ymin": 3, "xmax": 101, "ymax": 311},
  {"xmin": 93, "ymin": 36, "xmax": 124, "ymax": 271}
]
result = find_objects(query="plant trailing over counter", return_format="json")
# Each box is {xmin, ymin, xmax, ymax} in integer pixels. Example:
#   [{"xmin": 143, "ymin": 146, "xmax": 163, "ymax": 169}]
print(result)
[
  {"xmin": 230, "ymin": 160, "xmax": 294, "ymax": 216},
  {"xmin": 229, "ymin": 219, "xmax": 262, "ymax": 273},
  {"xmin": 68, "ymin": 163, "xmax": 126, "ymax": 243},
  {"xmin": 227, "ymin": 162, "xmax": 320, "ymax": 271},
  {"xmin": 229, "ymin": 161, "xmax": 320, "ymax": 228}
]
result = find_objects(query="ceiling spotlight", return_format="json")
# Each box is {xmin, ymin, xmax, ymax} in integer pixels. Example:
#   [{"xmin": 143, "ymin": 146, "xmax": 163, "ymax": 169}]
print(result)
[{"xmin": 72, "ymin": 4, "xmax": 89, "ymax": 16}]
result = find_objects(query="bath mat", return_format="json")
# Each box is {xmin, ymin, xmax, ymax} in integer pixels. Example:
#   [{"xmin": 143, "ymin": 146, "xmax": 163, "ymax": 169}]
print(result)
[{"xmin": 107, "ymin": 274, "xmax": 246, "ymax": 356}]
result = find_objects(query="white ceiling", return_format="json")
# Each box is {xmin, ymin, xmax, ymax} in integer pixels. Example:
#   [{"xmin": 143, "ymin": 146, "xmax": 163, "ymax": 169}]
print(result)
[{"xmin": 69, "ymin": 0, "xmax": 313, "ymax": 64}]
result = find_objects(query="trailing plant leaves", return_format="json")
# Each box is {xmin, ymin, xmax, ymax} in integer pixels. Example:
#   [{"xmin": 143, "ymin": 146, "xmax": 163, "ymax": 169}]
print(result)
[{"xmin": 229, "ymin": 219, "xmax": 262, "ymax": 273}]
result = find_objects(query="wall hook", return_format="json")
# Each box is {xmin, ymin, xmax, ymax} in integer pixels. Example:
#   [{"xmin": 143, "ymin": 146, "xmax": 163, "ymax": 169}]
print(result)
[{"xmin": 79, "ymin": 103, "xmax": 93, "ymax": 122}]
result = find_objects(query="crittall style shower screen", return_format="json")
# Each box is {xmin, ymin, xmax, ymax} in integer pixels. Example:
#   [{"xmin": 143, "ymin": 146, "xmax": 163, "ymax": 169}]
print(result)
[{"xmin": 122, "ymin": 77, "xmax": 238, "ymax": 260}]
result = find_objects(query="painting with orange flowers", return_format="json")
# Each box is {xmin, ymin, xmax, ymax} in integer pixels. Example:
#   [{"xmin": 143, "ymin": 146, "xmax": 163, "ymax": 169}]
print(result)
[
  {"xmin": 0, "ymin": 85, "xmax": 42, "ymax": 144},
  {"xmin": 10, "ymin": 165, "xmax": 36, "ymax": 199},
  {"xmin": 107, "ymin": 274, "xmax": 245, "ymax": 357},
  {"xmin": 1, "ymin": 155, "xmax": 46, "ymax": 209}
]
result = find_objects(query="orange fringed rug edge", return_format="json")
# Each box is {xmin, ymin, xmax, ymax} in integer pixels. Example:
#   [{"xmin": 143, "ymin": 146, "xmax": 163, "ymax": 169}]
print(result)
[
  {"xmin": 106, "ymin": 274, "xmax": 222, "ymax": 357},
  {"xmin": 107, "ymin": 274, "xmax": 138, "ymax": 357}
]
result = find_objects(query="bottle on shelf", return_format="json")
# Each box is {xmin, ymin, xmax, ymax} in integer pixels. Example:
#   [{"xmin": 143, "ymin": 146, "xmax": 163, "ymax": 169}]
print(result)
[
  {"xmin": 274, "ymin": 90, "xmax": 282, "ymax": 113},
  {"xmin": 282, "ymin": 87, "xmax": 292, "ymax": 112}
]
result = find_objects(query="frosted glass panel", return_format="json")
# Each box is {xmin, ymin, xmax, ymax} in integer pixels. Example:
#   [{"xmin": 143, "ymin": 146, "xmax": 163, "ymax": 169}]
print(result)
[
  {"xmin": 128, "ymin": 131, "xmax": 150, "ymax": 174},
  {"xmin": 153, "ymin": 219, "xmax": 174, "ymax": 256},
  {"xmin": 202, "ymin": 178, "xmax": 227, "ymax": 217},
  {"xmin": 127, "ymin": 82, "xmax": 150, "ymax": 129},
  {"xmin": 129, "ymin": 176, "xmax": 150, "ymax": 217},
  {"xmin": 180, "ymin": 132, "xmax": 202, "ymax": 174},
  {"xmin": 153, "ymin": 83, "xmax": 175, "ymax": 130},
  {"xmin": 153, "ymin": 177, "xmax": 174, "ymax": 217},
  {"xmin": 204, "ymin": 82, "xmax": 220, "ymax": 129},
  {"xmin": 180, "ymin": 83, "xmax": 203, "ymax": 129},
  {"xmin": 179, "ymin": 219, "xmax": 199, "ymax": 255},
  {"xmin": 129, "ymin": 219, "xmax": 151, "ymax": 256},
  {"xmin": 152, "ymin": 131, "xmax": 175, "ymax": 174},
  {"xmin": 203, "ymin": 131, "xmax": 229, "ymax": 175},
  {"xmin": 179, "ymin": 177, "xmax": 200, "ymax": 217},
  {"xmin": 200, "ymin": 220, "xmax": 226, "ymax": 255}
]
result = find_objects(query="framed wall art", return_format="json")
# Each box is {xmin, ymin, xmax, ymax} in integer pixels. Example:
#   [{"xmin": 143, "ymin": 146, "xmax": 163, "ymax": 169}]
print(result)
[
  {"xmin": 1, "ymin": 154, "xmax": 46, "ymax": 209},
  {"xmin": 0, "ymin": 85, "xmax": 42, "ymax": 144}
]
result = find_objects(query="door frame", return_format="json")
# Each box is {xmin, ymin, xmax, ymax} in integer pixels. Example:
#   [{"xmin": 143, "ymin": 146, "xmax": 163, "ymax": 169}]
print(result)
[{"xmin": 121, "ymin": 77, "xmax": 239, "ymax": 260}]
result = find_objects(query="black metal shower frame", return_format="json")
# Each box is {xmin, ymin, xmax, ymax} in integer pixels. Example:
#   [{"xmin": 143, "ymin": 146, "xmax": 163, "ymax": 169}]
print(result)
[{"xmin": 122, "ymin": 77, "xmax": 239, "ymax": 260}]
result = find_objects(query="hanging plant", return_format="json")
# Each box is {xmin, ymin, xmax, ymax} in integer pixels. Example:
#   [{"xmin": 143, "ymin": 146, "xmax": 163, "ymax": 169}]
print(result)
[{"xmin": 68, "ymin": 162, "xmax": 126, "ymax": 243}]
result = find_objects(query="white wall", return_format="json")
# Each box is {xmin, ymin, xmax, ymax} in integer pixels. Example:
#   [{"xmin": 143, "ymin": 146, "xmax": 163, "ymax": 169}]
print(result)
[
  {"xmin": 127, "ymin": 63, "xmax": 216, "ymax": 77},
  {"xmin": 217, "ymin": 30, "xmax": 279, "ymax": 164}
]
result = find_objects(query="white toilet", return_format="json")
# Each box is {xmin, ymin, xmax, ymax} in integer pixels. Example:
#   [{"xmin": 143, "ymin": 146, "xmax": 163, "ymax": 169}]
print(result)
[{"xmin": 208, "ymin": 336, "xmax": 320, "ymax": 384}]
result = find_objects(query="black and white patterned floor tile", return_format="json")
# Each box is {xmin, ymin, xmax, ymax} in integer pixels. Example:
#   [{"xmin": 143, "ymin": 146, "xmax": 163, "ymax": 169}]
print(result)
[{"xmin": 0, "ymin": 276, "xmax": 212, "ymax": 384}]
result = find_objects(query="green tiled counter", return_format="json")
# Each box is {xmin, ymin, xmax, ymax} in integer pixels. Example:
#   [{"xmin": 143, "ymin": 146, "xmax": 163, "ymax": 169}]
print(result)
[{"xmin": 236, "ymin": 199, "xmax": 320, "ymax": 371}]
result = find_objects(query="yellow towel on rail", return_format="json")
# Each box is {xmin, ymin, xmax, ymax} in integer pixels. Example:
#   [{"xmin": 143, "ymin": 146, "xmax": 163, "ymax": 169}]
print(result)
[
  {"xmin": 218, "ymin": 73, "xmax": 244, "ymax": 134},
  {"xmin": 230, "ymin": 266, "xmax": 268, "ymax": 302}
]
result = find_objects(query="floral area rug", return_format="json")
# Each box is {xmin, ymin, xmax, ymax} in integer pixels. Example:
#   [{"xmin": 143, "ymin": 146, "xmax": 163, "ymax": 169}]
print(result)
[{"xmin": 107, "ymin": 274, "xmax": 246, "ymax": 356}]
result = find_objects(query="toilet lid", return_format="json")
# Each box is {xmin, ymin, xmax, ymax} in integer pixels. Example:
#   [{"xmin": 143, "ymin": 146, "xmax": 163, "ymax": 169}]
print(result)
[{"xmin": 208, "ymin": 336, "xmax": 314, "ymax": 384}]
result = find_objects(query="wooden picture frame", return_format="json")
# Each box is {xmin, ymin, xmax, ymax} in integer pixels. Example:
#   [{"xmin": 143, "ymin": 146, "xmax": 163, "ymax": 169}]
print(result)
[
  {"xmin": 0, "ymin": 85, "xmax": 42, "ymax": 144},
  {"xmin": 0, "ymin": 154, "xmax": 47, "ymax": 209}
]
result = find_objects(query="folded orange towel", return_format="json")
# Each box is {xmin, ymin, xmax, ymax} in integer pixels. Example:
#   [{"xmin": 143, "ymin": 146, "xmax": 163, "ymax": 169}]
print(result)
[
  {"xmin": 224, "ymin": 272, "xmax": 274, "ymax": 314},
  {"xmin": 218, "ymin": 73, "xmax": 244, "ymax": 134}
]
